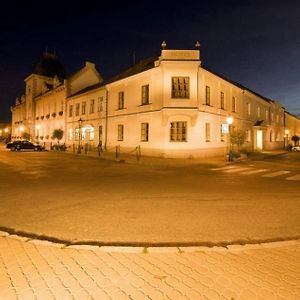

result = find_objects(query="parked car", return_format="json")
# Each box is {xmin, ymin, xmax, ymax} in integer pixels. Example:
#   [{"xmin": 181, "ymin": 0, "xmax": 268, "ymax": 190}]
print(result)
[
  {"xmin": 292, "ymin": 145, "xmax": 300, "ymax": 151},
  {"xmin": 10, "ymin": 140, "xmax": 43, "ymax": 151}
]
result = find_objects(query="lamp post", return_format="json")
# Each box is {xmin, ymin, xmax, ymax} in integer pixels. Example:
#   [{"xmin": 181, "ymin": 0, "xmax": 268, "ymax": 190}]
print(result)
[
  {"xmin": 77, "ymin": 118, "xmax": 83, "ymax": 154},
  {"xmin": 226, "ymin": 116, "xmax": 234, "ymax": 161},
  {"xmin": 36, "ymin": 125, "xmax": 40, "ymax": 144}
]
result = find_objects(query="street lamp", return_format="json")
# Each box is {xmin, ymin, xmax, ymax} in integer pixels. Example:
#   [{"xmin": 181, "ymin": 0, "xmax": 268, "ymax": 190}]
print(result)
[
  {"xmin": 77, "ymin": 118, "xmax": 83, "ymax": 154},
  {"xmin": 226, "ymin": 116, "xmax": 234, "ymax": 161}
]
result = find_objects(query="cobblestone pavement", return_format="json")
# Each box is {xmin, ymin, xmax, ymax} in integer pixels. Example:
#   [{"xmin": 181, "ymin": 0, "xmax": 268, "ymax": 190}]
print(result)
[{"xmin": 0, "ymin": 236, "xmax": 299, "ymax": 300}]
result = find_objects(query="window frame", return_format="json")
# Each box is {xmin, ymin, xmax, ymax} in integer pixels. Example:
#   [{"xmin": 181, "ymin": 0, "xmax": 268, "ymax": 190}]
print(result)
[
  {"xmin": 205, "ymin": 86, "xmax": 211, "ymax": 106},
  {"xmin": 117, "ymin": 124, "xmax": 124, "ymax": 141},
  {"xmin": 171, "ymin": 77, "xmax": 190, "ymax": 99},
  {"xmin": 118, "ymin": 91, "xmax": 125, "ymax": 110},
  {"xmin": 141, "ymin": 85, "xmax": 150, "ymax": 105},
  {"xmin": 170, "ymin": 121, "xmax": 187, "ymax": 142},
  {"xmin": 220, "ymin": 91, "xmax": 225, "ymax": 109},
  {"xmin": 141, "ymin": 122, "xmax": 149, "ymax": 142}
]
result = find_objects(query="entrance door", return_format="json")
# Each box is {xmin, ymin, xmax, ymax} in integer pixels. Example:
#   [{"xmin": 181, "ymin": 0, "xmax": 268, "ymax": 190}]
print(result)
[{"xmin": 256, "ymin": 130, "xmax": 263, "ymax": 150}]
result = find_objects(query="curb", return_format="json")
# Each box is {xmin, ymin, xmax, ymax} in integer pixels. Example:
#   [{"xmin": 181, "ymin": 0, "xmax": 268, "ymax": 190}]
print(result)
[{"xmin": 0, "ymin": 230, "xmax": 299, "ymax": 254}]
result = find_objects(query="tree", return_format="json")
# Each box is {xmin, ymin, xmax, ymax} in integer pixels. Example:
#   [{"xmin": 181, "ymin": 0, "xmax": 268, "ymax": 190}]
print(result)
[
  {"xmin": 230, "ymin": 130, "xmax": 246, "ymax": 151},
  {"xmin": 291, "ymin": 135, "xmax": 300, "ymax": 146},
  {"xmin": 52, "ymin": 129, "xmax": 64, "ymax": 144}
]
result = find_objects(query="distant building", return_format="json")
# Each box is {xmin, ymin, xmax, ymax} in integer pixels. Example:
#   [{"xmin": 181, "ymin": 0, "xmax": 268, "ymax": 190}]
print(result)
[
  {"xmin": 11, "ymin": 51, "xmax": 102, "ymax": 144},
  {"xmin": 11, "ymin": 44, "xmax": 300, "ymax": 157}
]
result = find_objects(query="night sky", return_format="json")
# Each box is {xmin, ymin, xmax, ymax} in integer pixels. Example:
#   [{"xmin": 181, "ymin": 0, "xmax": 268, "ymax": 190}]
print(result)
[{"xmin": 1, "ymin": 0, "xmax": 299, "ymax": 121}]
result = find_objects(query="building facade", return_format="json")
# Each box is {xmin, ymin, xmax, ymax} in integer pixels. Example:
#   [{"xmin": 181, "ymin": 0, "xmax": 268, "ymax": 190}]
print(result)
[{"xmin": 11, "ymin": 45, "xmax": 300, "ymax": 158}]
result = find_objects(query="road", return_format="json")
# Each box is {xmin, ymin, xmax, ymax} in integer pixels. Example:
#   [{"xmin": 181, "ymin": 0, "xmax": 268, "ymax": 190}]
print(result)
[{"xmin": 0, "ymin": 146, "xmax": 299, "ymax": 245}]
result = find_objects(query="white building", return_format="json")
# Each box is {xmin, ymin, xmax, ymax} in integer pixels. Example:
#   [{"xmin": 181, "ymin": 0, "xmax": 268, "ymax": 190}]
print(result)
[
  {"xmin": 12, "ymin": 44, "xmax": 299, "ymax": 158},
  {"xmin": 66, "ymin": 45, "xmax": 285, "ymax": 158}
]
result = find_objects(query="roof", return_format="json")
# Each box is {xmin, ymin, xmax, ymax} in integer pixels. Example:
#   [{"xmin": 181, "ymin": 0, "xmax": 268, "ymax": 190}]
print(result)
[
  {"xmin": 68, "ymin": 56, "xmax": 158, "ymax": 98},
  {"xmin": 69, "ymin": 54, "xmax": 276, "ymax": 106},
  {"xmin": 32, "ymin": 52, "xmax": 66, "ymax": 78},
  {"xmin": 201, "ymin": 64, "xmax": 273, "ymax": 104}
]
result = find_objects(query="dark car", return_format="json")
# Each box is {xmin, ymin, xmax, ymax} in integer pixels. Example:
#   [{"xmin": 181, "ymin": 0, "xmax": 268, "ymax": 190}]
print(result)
[{"xmin": 10, "ymin": 140, "xmax": 43, "ymax": 151}]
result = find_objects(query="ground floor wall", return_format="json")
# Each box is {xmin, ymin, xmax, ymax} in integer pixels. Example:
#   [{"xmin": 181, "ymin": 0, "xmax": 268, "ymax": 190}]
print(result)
[{"xmin": 65, "ymin": 110, "xmax": 286, "ymax": 158}]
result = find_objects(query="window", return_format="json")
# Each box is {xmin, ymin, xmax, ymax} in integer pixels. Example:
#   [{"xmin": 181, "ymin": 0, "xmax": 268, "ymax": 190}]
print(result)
[
  {"xmin": 247, "ymin": 103, "xmax": 251, "ymax": 116},
  {"xmin": 90, "ymin": 99, "xmax": 95, "ymax": 114},
  {"xmin": 257, "ymin": 106, "xmax": 261, "ymax": 118},
  {"xmin": 75, "ymin": 103, "xmax": 80, "ymax": 116},
  {"xmin": 118, "ymin": 92, "xmax": 124, "ymax": 109},
  {"xmin": 205, "ymin": 86, "xmax": 211, "ymax": 105},
  {"xmin": 141, "ymin": 123, "xmax": 149, "ymax": 142},
  {"xmin": 232, "ymin": 96, "xmax": 236, "ymax": 112},
  {"xmin": 171, "ymin": 77, "xmax": 189, "ymax": 98},
  {"xmin": 271, "ymin": 111, "xmax": 274, "ymax": 121},
  {"xmin": 266, "ymin": 109, "xmax": 269, "ymax": 122},
  {"xmin": 246, "ymin": 130, "xmax": 251, "ymax": 142},
  {"xmin": 98, "ymin": 97, "xmax": 103, "ymax": 112},
  {"xmin": 170, "ymin": 122, "xmax": 187, "ymax": 142},
  {"xmin": 82, "ymin": 102, "xmax": 86, "ymax": 115},
  {"xmin": 141, "ymin": 85, "xmax": 149, "ymax": 105},
  {"xmin": 69, "ymin": 105, "xmax": 73, "ymax": 117},
  {"xmin": 75, "ymin": 128, "xmax": 79, "ymax": 140},
  {"xmin": 220, "ymin": 92, "xmax": 225, "ymax": 109},
  {"xmin": 68, "ymin": 128, "xmax": 73, "ymax": 141},
  {"xmin": 205, "ymin": 123, "xmax": 211, "ymax": 142},
  {"xmin": 118, "ymin": 124, "xmax": 124, "ymax": 141},
  {"xmin": 220, "ymin": 124, "xmax": 225, "ymax": 142},
  {"xmin": 99, "ymin": 126, "xmax": 103, "ymax": 143}
]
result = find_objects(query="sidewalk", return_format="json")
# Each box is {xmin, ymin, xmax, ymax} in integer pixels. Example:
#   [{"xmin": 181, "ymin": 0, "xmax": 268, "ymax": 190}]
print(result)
[{"xmin": 0, "ymin": 233, "xmax": 299, "ymax": 300}]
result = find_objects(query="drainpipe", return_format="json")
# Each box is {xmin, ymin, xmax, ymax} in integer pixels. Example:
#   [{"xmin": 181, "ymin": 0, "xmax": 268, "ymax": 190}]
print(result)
[{"xmin": 104, "ymin": 90, "xmax": 108, "ymax": 151}]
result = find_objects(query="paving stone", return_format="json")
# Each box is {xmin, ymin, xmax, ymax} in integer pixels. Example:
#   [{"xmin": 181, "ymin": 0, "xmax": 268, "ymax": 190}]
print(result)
[
  {"xmin": 0, "ymin": 237, "xmax": 300, "ymax": 300},
  {"xmin": 204, "ymin": 288, "xmax": 221, "ymax": 300}
]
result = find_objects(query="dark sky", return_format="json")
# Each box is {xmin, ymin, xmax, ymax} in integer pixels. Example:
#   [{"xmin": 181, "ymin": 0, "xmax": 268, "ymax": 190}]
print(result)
[{"xmin": 1, "ymin": 0, "xmax": 300, "ymax": 121}]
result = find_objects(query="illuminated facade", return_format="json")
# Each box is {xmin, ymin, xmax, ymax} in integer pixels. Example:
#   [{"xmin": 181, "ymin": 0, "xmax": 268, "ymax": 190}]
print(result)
[
  {"xmin": 66, "ymin": 46, "xmax": 287, "ymax": 158},
  {"xmin": 11, "ymin": 52, "xmax": 102, "ymax": 146},
  {"xmin": 11, "ymin": 45, "xmax": 300, "ymax": 157}
]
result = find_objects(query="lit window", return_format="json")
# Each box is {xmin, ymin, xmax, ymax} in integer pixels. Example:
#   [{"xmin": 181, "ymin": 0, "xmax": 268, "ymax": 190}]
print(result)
[
  {"xmin": 205, "ymin": 86, "xmax": 211, "ymax": 105},
  {"xmin": 205, "ymin": 123, "xmax": 211, "ymax": 142},
  {"xmin": 68, "ymin": 128, "xmax": 73, "ymax": 141},
  {"xmin": 257, "ymin": 106, "xmax": 261, "ymax": 118},
  {"xmin": 141, "ymin": 85, "xmax": 149, "ymax": 105},
  {"xmin": 171, "ymin": 77, "xmax": 189, "ymax": 98},
  {"xmin": 266, "ymin": 109, "xmax": 269, "ymax": 122},
  {"xmin": 141, "ymin": 123, "xmax": 149, "ymax": 142},
  {"xmin": 75, "ymin": 128, "xmax": 79, "ymax": 140},
  {"xmin": 118, "ymin": 124, "xmax": 124, "ymax": 141},
  {"xmin": 170, "ymin": 122, "xmax": 187, "ymax": 142},
  {"xmin": 220, "ymin": 92, "xmax": 225, "ymax": 109},
  {"xmin": 246, "ymin": 130, "xmax": 251, "ymax": 142},
  {"xmin": 118, "ymin": 92, "xmax": 125, "ymax": 109},
  {"xmin": 247, "ymin": 103, "xmax": 251, "ymax": 116}
]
